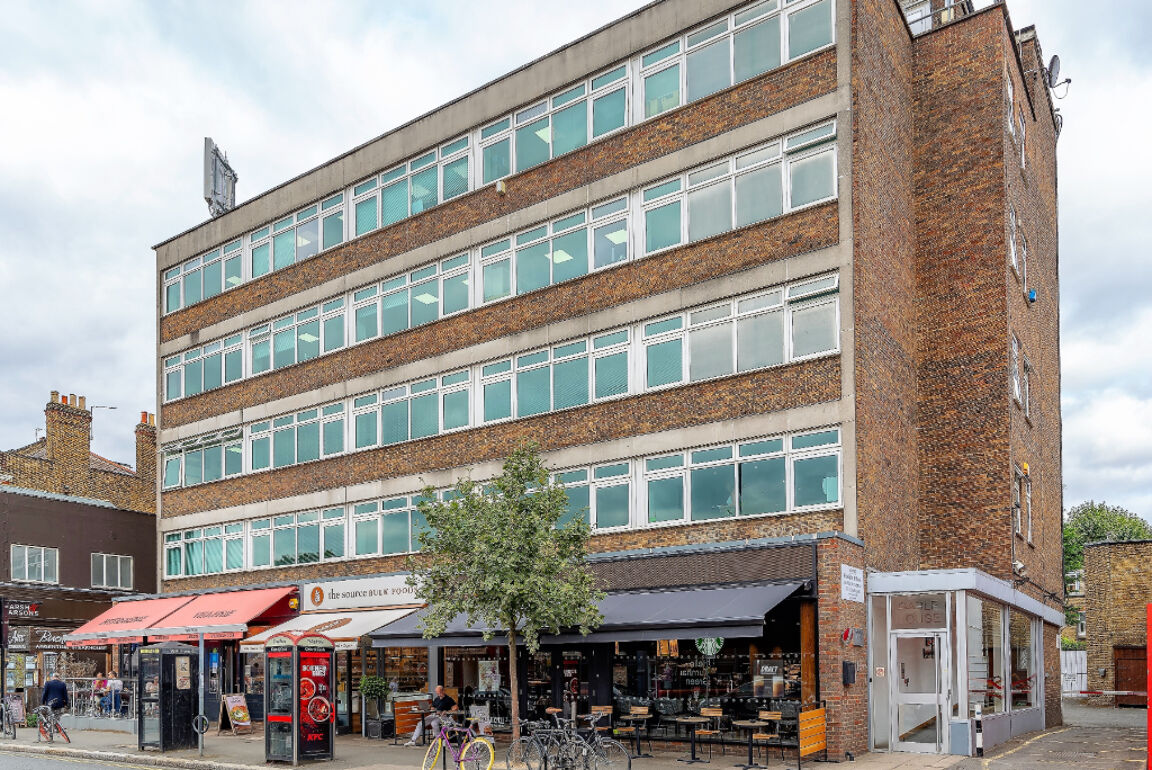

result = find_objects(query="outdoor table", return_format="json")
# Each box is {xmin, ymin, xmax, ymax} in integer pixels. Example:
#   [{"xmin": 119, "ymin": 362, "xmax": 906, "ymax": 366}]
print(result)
[
  {"xmin": 618, "ymin": 713, "xmax": 654, "ymax": 759},
  {"xmin": 412, "ymin": 707, "xmax": 437, "ymax": 746},
  {"xmin": 673, "ymin": 715, "xmax": 710, "ymax": 763},
  {"xmin": 730, "ymin": 719, "xmax": 769, "ymax": 770}
]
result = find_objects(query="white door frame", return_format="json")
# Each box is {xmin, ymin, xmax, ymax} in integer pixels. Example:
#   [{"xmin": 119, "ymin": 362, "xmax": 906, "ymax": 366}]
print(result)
[{"xmin": 889, "ymin": 630, "xmax": 951, "ymax": 754}]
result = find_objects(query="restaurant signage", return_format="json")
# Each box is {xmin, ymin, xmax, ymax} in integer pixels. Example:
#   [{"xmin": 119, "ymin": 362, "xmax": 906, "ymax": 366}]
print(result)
[
  {"xmin": 33, "ymin": 627, "xmax": 103, "ymax": 652},
  {"xmin": 302, "ymin": 575, "xmax": 417, "ymax": 612},
  {"xmin": 5, "ymin": 601, "xmax": 41, "ymax": 619},
  {"xmin": 7, "ymin": 625, "xmax": 31, "ymax": 652}
]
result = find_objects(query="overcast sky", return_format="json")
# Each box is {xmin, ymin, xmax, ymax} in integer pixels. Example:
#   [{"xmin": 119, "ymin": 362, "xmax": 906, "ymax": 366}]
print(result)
[{"xmin": 0, "ymin": 1, "xmax": 1148, "ymax": 519}]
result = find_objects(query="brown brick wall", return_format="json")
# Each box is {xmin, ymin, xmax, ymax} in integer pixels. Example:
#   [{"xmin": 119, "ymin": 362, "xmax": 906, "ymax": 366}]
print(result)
[
  {"xmin": 162, "ymin": 203, "xmax": 839, "ymax": 429},
  {"xmin": 912, "ymin": 11, "xmax": 1012, "ymax": 579},
  {"xmin": 1043, "ymin": 622, "xmax": 1062, "ymax": 727},
  {"xmin": 0, "ymin": 399, "xmax": 156, "ymax": 514},
  {"xmin": 159, "ymin": 51, "xmax": 837, "ymax": 344},
  {"xmin": 816, "ymin": 536, "xmax": 868, "ymax": 760},
  {"xmin": 1006, "ymin": 30, "xmax": 1064, "ymax": 616},
  {"xmin": 1084, "ymin": 541, "xmax": 1152, "ymax": 705},
  {"xmin": 161, "ymin": 356, "xmax": 840, "ymax": 517},
  {"xmin": 850, "ymin": 0, "xmax": 919, "ymax": 573},
  {"xmin": 162, "ymin": 511, "xmax": 841, "ymax": 593}
]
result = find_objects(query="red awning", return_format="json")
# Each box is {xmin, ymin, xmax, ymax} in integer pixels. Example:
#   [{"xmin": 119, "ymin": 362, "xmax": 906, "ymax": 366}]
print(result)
[
  {"xmin": 65, "ymin": 595, "xmax": 195, "ymax": 646},
  {"xmin": 144, "ymin": 587, "xmax": 296, "ymax": 641}
]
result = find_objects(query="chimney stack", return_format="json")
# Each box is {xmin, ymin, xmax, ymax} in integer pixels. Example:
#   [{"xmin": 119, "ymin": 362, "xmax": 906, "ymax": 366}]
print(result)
[
  {"xmin": 135, "ymin": 411, "xmax": 157, "ymax": 502},
  {"xmin": 44, "ymin": 390, "xmax": 93, "ymax": 493}
]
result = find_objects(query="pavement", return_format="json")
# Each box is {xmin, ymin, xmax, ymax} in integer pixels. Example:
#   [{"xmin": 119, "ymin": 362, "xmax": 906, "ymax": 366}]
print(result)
[{"xmin": 0, "ymin": 700, "xmax": 1143, "ymax": 770}]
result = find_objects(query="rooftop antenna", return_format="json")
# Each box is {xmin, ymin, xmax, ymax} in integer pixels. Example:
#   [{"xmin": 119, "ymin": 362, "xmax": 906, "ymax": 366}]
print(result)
[{"xmin": 203, "ymin": 137, "xmax": 239, "ymax": 217}]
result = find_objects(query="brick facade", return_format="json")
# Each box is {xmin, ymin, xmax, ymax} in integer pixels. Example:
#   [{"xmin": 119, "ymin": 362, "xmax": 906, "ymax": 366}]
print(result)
[
  {"xmin": 0, "ymin": 392, "xmax": 156, "ymax": 514},
  {"xmin": 1084, "ymin": 541, "xmax": 1152, "ymax": 705},
  {"xmin": 153, "ymin": 0, "xmax": 1063, "ymax": 759}
]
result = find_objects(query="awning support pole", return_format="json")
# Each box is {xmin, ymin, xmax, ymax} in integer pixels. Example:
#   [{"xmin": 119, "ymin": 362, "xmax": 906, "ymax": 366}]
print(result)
[{"xmin": 199, "ymin": 633, "xmax": 205, "ymax": 758}]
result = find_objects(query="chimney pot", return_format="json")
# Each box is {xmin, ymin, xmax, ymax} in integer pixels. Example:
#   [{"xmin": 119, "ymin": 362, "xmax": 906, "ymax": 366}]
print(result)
[
  {"xmin": 149, "ymin": 413, "xmax": 156, "ymax": 427},
  {"xmin": 79, "ymin": 396, "xmax": 87, "ymax": 410},
  {"xmin": 50, "ymin": 390, "xmax": 59, "ymax": 403},
  {"xmin": 140, "ymin": 410, "xmax": 148, "ymax": 424},
  {"xmin": 68, "ymin": 394, "xmax": 77, "ymax": 407}
]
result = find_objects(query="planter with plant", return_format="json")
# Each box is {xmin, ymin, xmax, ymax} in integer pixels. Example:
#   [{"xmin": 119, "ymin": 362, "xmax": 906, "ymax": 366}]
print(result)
[{"xmin": 360, "ymin": 675, "xmax": 391, "ymax": 738}]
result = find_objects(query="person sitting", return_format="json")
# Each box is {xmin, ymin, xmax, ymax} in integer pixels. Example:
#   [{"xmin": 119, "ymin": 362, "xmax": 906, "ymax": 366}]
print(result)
[
  {"xmin": 405, "ymin": 685, "xmax": 457, "ymax": 746},
  {"xmin": 93, "ymin": 672, "xmax": 109, "ymax": 714},
  {"xmin": 107, "ymin": 670, "xmax": 124, "ymax": 717}
]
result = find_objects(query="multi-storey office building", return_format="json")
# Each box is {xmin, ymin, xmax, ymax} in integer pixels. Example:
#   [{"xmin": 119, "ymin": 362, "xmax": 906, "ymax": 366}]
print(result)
[{"xmin": 149, "ymin": 0, "xmax": 1063, "ymax": 757}]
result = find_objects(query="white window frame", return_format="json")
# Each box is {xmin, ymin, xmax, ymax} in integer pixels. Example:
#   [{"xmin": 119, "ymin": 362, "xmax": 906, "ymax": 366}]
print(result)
[
  {"xmin": 10, "ymin": 544, "xmax": 59, "ymax": 584},
  {"xmin": 91, "ymin": 553, "xmax": 133, "ymax": 590}
]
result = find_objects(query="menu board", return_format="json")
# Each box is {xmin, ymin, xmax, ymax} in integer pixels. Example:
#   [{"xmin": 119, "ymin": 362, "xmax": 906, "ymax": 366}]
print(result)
[
  {"xmin": 219, "ymin": 693, "xmax": 253, "ymax": 735},
  {"xmin": 298, "ymin": 652, "xmax": 333, "ymax": 758}
]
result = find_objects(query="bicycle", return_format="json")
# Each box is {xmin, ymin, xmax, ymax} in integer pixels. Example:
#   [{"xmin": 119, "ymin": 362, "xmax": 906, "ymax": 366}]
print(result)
[
  {"xmin": 422, "ymin": 715, "xmax": 494, "ymax": 770},
  {"xmin": 550, "ymin": 713, "xmax": 630, "ymax": 770},
  {"xmin": 1, "ymin": 697, "xmax": 17, "ymax": 740},
  {"xmin": 506, "ymin": 718, "xmax": 559, "ymax": 770},
  {"xmin": 36, "ymin": 704, "xmax": 70, "ymax": 744}
]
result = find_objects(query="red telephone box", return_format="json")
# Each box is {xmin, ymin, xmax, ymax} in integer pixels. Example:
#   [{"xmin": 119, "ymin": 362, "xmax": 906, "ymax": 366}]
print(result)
[{"xmin": 265, "ymin": 632, "xmax": 335, "ymax": 764}]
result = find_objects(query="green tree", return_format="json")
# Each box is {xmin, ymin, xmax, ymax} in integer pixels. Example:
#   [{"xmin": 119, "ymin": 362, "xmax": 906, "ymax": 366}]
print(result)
[
  {"xmin": 406, "ymin": 442, "xmax": 604, "ymax": 740},
  {"xmin": 1063, "ymin": 501, "xmax": 1152, "ymax": 572}
]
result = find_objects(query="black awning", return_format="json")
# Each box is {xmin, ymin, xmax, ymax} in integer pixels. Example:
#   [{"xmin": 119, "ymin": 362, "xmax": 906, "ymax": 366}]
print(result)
[{"xmin": 370, "ymin": 581, "xmax": 802, "ymax": 647}]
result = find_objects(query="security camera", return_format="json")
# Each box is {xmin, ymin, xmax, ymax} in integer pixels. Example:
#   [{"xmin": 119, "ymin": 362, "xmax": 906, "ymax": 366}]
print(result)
[{"xmin": 1012, "ymin": 560, "xmax": 1026, "ymax": 575}]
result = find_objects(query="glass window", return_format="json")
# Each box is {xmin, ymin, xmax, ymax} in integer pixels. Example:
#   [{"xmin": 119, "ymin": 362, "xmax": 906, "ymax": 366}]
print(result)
[
  {"xmin": 968, "ymin": 597, "xmax": 1004, "ymax": 714},
  {"xmin": 516, "ymin": 118, "xmax": 551, "ymax": 172},
  {"xmin": 553, "ymin": 356, "xmax": 589, "ymax": 410},
  {"xmin": 553, "ymin": 101, "xmax": 588, "ymax": 157},
  {"xmin": 483, "ymin": 138, "xmax": 511, "ymax": 184},
  {"xmin": 592, "ymin": 88, "xmax": 627, "ymax": 138},
  {"xmin": 355, "ymin": 517, "xmax": 379, "ymax": 556},
  {"xmin": 690, "ymin": 463, "xmax": 736, "ymax": 520},
  {"xmin": 595, "ymin": 483, "xmax": 630, "ymax": 529},
  {"xmin": 788, "ymin": 0, "xmax": 833, "ymax": 59},
  {"xmin": 688, "ymin": 181, "xmax": 733, "ymax": 243},
  {"xmin": 790, "ymin": 149, "xmax": 835, "ymax": 207},
  {"xmin": 382, "ymin": 512, "xmax": 410, "ymax": 554},
  {"xmin": 793, "ymin": 453, "xmax": 838, "ymax": 507},
  {"xmin": 644, "ymin": 65, "xmax": 681, "ymax": 118},
  {"xmin": 647, "ymin": 476, "xmax": 684, "ymax": 523},
  {"xmin": 736, "ymin": 162, "xmax": 783, "ymax": 226},
  {"xmin": 517, "ymin": 365, "xmax": 551, "ymax": 418},
  {"xmin": 484, "ymin": 379, "xmax": 512, "ymax": 422},
  {"xmin": 739, "ymin": 456, "xmax": 786, "ymax": 515},
  {"xmin": 645, "ymin": 200, "xmax": 682, "ymax": 253},
  {"xmin": 735, "ymin": 16, "xmax": 781, "ymax": 81},
  {"xmin": 737, "ymin": 309, "xmax": 784, "ymax": 371},
  {"xmin": 688, "ymin": 318, "xmax": 733, "ymax": 381},
  {"xmin": 646, "ymin": 339, "xmax": 682, "ymax": 388},
  {"xmin": 792, "ymin": 300, "xmax": 837, "ymax": 357},
  {"xmin": 687, "ymin": 38, "xmax": 732, "ymax": 102},
  {"xmin": 1009, "ymin": 612, "xmax": 1035, "ymax": 709}
]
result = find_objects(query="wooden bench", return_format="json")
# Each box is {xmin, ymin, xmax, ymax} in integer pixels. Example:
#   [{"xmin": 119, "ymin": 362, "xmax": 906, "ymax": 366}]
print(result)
[
  {"xmin": 752, "ymin": 710, "xmax": 784, "ymax": 761},
  {"xmin": 694, "ymin": 707, "xmax": 727, "ymax": 758}
]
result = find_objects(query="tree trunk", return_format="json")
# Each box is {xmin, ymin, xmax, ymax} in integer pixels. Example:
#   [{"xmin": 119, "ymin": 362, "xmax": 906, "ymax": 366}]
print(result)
[{"xmin": 508, "ymin": 625, "xmax": 520, "ymax": 742}]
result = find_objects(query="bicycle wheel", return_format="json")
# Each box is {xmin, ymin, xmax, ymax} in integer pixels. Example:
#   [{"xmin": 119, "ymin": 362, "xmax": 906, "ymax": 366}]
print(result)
[
  {"xmin": 423, "ymin": 738, "xmax": 444, "ymax": 770},
  {"xmin": 506, "ymin": 736, "xmax": 545, "ymax": 770},
  {"xmin": 460, "ymin": 738, "xmax": 495, "ymax": 770},
  {"xmin": 591, "ymin": 739, "xmax": 630, "ymax": 770},
  {"xmin": 55, "ymin": 720, "xmax": 70, "ymax": 744},
  {"xmin": 38, "ymin": 719, "xmax": 51, "ymax": 743}
]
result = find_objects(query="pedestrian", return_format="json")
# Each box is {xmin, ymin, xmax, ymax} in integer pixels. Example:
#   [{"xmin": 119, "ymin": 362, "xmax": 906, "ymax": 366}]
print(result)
[
  {"xmin": 107, "ymin": 670, "xmax": 124, "ymax": 718},
  {"xmin": 41, "ymin": 671, "xmax": 70, "ymax": 715},
  {"xmin": 404, "ymin": 685, "xmax": 457, "ymax": 746}
]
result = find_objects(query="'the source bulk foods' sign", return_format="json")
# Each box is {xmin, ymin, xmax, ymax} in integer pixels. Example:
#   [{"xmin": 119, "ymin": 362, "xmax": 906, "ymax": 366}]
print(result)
[{"xmin": 303, "ymin": 575, "xmax": 418, "ymax": 611}]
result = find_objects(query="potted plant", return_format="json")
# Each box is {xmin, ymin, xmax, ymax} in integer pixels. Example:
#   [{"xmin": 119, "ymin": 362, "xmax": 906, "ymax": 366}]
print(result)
[{"xmin": 360, "ymin": 675, "xmax": 390, "ymax": 739}]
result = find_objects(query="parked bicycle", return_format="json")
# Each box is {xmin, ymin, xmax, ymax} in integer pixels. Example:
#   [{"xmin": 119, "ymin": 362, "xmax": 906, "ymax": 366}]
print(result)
[
  {"xmin": 36, "ymin": 704, "xmax": 70, "ymax": 744},
  {"xmin": 422, "ymin": 715, "xmax": 494, "ymax": 770},
  {"xmin": 551, "ymin": 713, "xmax": 630, "ymax": 770},
  {"xmin": 506, "ymin": 718, "xmax": 561, "ymax": 770}
]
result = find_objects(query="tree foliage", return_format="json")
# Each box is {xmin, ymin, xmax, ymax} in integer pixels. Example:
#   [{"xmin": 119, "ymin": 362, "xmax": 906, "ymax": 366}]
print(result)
[
  {"xmin": 1063, "ymin": 500, "xmax": 1152, "ymax": 572},
  {"xmin": 406, "ymin": 442, "xmax": 604, "ymax": 739}
]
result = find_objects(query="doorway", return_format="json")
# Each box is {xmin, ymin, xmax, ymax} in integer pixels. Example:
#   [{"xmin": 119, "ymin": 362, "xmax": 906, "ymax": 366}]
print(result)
[
  {"xmin": 1114, "ymin": 646, "xmax": 1146, "ymax": 707},
  {"xmin": 889, "ymin": 632, "xmax": 950, "ymax": 753}
]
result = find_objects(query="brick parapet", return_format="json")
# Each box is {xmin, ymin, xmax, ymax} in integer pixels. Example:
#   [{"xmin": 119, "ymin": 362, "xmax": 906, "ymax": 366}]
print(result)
[{"xmin": 160, "ymin": 51, "xmax": 838, "ymax": 344}]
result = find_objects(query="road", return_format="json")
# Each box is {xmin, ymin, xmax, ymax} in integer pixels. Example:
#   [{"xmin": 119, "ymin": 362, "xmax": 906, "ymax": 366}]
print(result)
[{"xmin": 0, "ymin": 752, "xmax": 164, "ymax": 770}]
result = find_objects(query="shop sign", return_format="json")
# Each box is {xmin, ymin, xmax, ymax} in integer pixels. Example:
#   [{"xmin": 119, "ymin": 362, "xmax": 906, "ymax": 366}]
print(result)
[
  {"xmin": 840, "ymin": 565, "xmax": 865, "ymax": 603},
  {"xmin": 7, "ymin": 625, "xmax": 31, "ymax": 652},
  {"xmin": 302, "ymin": 575, "xmax": 417, "ymax": 611},
  {"xmin": 5, "ymin": 601, "xmax": 41, "ymax": 619},
  {"xmin": 33, "ymin": 627, "xmax": 102, "ymax": 652}
]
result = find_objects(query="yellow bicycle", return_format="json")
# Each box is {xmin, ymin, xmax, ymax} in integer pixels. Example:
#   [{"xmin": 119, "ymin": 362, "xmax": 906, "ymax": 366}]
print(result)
[{"xmin": 421, "ymin": 716, "xmax": 494, "ymax": 770}]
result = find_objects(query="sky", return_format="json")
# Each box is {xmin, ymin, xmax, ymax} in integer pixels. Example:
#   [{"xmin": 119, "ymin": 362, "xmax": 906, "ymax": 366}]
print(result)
[{"xmin": 0, "ymin": 1, "xmax": 1148, "ymax": 519}]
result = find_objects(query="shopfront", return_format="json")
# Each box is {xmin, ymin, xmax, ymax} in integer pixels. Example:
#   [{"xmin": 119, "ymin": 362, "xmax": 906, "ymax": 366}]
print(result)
[
  {"xmin": 65, "ymin": 587, "xmax": 298, "ymax": 723},
  {"xmin": 370, "ymin": 542, "xmax": 820, "ymax": 732},
  {"xmin": 241, "ymin": 574, "xmax": 423, "ymax": 735},
  {"xmin": 867, "ymin": 569, "xmax": 1064, "ymax": 756}
]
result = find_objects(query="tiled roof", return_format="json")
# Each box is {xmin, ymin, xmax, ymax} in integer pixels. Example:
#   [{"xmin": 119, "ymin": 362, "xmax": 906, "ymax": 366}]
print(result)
[
  {"xmin": 5, "ymin": 440, "xmax": 135, "ymax": 476},
  {"xmin": 0, "ymin": 484, "xmax": 117, "ymax": 509}
]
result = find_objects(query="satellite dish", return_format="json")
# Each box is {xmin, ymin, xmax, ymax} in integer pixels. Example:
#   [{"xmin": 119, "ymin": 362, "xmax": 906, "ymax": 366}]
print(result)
[{"xmin": 1047, "ymin": 55, "xmax": 1061, "ymax": 89}]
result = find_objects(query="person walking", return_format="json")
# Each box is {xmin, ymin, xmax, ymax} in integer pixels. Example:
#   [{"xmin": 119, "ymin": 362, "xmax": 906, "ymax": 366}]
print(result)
[
  {"xmin": 404, "ymin": 685, "xmax": 457, "ymax": 746},
  {"xmin": 41, "ymin": 672, "xmax": 70, "ymax": 715},
  {"xmin": 107, "ymin": 671, "xmax": 124, "ymax": 718}
]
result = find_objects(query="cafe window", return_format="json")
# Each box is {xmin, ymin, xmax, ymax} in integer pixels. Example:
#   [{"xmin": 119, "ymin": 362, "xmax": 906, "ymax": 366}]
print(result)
[{"xmin": 966, "ymin": 596, "xmax": 1004, "ymax": 715}]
